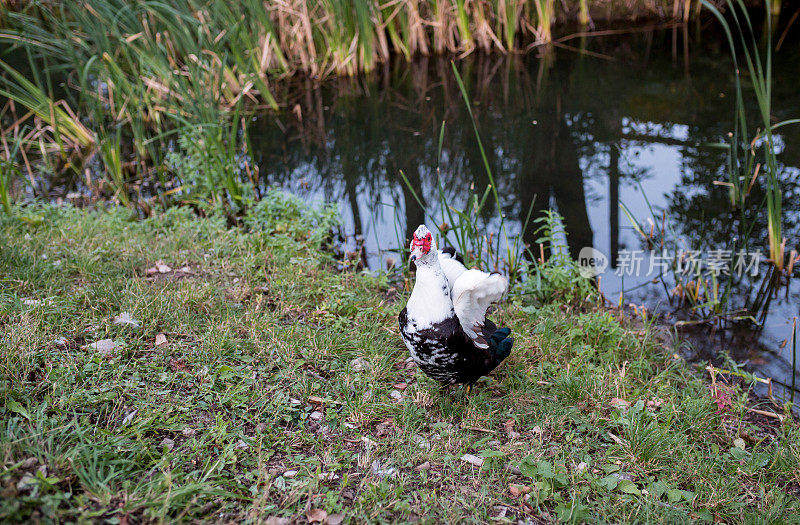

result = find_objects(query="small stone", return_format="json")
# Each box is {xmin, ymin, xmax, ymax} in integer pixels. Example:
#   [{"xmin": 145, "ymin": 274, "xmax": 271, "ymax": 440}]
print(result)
[
  {"xmin": 505, "ymin": 463, "xmax": 521, "ymax": 475},
  {"xmin": 371, "ymin": 459, "xmax": 398, "ymax": 479},
  {"xmin": 326, "ymin": 513, "xmax": 345, "ymax": 525},
  {"xmin": 389, "ymin": 390, "xmax": 403, "ymax": 401},
  {"xmin": 317, "ymin": 472, "xmax": 340, "ymax": 481},
  {"xmin": 576, "ymin": 461, "xmax": 588, "ymax": 473},
  {"xmin": 350, "ymin": 357, "xmax": 369, "ymax": 372},
  {"xmin": 155, "ymin": 333, "xmax": 168, "ymax": 346},
  {"xmin": 160, "ymin": 438, "xmax": 175, "ymax": 451},
  {"xmin": 182, "ymin": 428, "xmax": 196, "ymax": 437},
  {"xmin": 283, "ymin": 470, "xmax": 298, "ymax": 478},
  {"xmin": 411, "ymin": 435, "xmax": 429, "ymax": 449},
  {"xmin": 146, "ymin": 261, "xmax": 172, "ymax": 275},
  {"xmin": 414, "ymin": 461, "xmax": 431, "ymax": 471},
  {"xmin": 460, "ymin": 454, "xmax": 484, "ymax": 467},
  {"xmin": 309, "ymin": 411, "xmax": 323, "ymax": 421},
  {"xmin": 21, "ymin": 457, "xmax": 38, "ymax": 469},
  {"xmin": 16, "ymin": 474, "xmax": 36, "ymax": 491},
  {"xmin": 235, "ymin": 439, "xmax": 249, "ymax": 450}
]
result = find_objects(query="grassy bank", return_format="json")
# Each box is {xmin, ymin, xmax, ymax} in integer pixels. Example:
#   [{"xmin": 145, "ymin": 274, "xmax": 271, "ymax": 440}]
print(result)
[{"xmin": 2, "ymin": 198, "xmax": 799, "ymax": 523}]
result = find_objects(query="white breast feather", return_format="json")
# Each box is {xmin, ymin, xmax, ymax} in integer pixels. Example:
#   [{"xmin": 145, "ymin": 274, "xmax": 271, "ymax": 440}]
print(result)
[
  {"xmin": 451, "ymin": 269, "xmax": 508, "ymax": 348},
  {"xmin": 406, "ymin": 264, "xmax": 454, "ymax": 328}
]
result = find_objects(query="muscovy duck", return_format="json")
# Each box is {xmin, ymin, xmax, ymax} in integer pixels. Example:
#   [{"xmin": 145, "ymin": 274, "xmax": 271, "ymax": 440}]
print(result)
[{"xmin": 398, "ymin": 224, "xmax": 513, "ymax": 384}]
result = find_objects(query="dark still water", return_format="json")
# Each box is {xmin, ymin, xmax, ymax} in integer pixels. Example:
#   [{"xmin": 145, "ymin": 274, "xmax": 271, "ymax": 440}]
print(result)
[{"xmin": 248, "ymin": 25, "xmax": 800, "ymax": 398}]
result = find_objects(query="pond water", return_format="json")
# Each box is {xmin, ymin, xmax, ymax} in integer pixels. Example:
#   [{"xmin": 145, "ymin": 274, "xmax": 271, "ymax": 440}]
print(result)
[{"xmin": 247, "ymin": 23, "xmax": 800, "ymax": 400}]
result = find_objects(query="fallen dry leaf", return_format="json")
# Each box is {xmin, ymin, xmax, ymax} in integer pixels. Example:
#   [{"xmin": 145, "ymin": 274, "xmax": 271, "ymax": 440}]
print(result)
[
  {"xmin": 155, "ymin": 333, "xmax": 168, "ymax": 346},
  {"xmin": 610, "ymin": 397, "xmax": 631, "ymax": 409},
  {"xmin": 393, "ymin": 382, "xmax": 408, "ymax": 390},
  {"xmin": 264, "ymin": 518, "xmax": 290, "ymax": 525},
  {"xmin": 306, "ymin": 508, "xmax": 327, "ymax": 523},
  {"xmin": 608, "ymin": 432, "xmax": 625, "ymax": 445},
  {"xmin": 414, "ymin": 461, "xmax": 431, "ymax": 471},
  {"xmin": 169, "ymin": 358, "xmax": 191, "ymax": 372},
  {"xmin": 509, "ymin": 484, "xmax": 531, "ymax": 498}
]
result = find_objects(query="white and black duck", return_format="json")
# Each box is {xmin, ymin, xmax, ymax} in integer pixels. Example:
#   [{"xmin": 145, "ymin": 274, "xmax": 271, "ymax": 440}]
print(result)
[{"xmin": 398, "ymin": 225, "xmax": 513, "ymax": 384}]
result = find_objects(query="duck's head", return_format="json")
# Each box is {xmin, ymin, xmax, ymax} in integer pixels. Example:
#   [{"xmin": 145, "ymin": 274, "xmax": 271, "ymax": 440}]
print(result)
[{"xmin": 409, "ymin": 224, "xmax": 437, "ymax": 267}]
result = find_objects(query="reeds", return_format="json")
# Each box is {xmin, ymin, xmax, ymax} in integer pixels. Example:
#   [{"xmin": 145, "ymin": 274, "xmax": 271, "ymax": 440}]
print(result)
[
  {"xmin": 704, "ymin": 0, "xmax": 792, "ymax": 271},
  {"xmin": 0, "ymin": 0, "xmax": 732, "ymax": 213},
  {"xmin": 791, "ymin": 317, "xmax": 797, "ymax": 404},
  {"xmin": 616, "ymin": 1, "xmax": 798, "ymax": 328}
]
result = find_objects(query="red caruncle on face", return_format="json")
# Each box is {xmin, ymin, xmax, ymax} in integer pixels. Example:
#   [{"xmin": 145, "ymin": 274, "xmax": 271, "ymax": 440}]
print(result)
[{"xmin": 411, "ymin": 232, "xmax": 432, "ymax": 254}]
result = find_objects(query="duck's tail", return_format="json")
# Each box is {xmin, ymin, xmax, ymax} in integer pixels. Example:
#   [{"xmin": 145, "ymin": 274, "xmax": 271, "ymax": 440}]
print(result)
[{"xmin": 489, "ymin": 327, "xmax": 513, "ymax": 364}]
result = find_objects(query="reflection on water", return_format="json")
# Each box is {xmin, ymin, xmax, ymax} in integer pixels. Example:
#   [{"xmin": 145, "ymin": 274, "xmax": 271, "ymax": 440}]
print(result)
[{"xmin": 250, "ymin": 24, "xmax": 800, "ymax": 397}]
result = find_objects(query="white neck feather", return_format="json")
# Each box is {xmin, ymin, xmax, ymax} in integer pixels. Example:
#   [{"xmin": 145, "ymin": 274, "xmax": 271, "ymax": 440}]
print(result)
[{"xmin": 406, "ymin": 262, "xmax": 454, "ymax": 327}]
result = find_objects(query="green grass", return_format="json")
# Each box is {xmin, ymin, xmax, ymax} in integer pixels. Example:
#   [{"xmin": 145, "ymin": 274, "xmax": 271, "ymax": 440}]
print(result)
[{"xmin": 2, "ymin": 197, "xmax": 799, "ymax": 522}]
